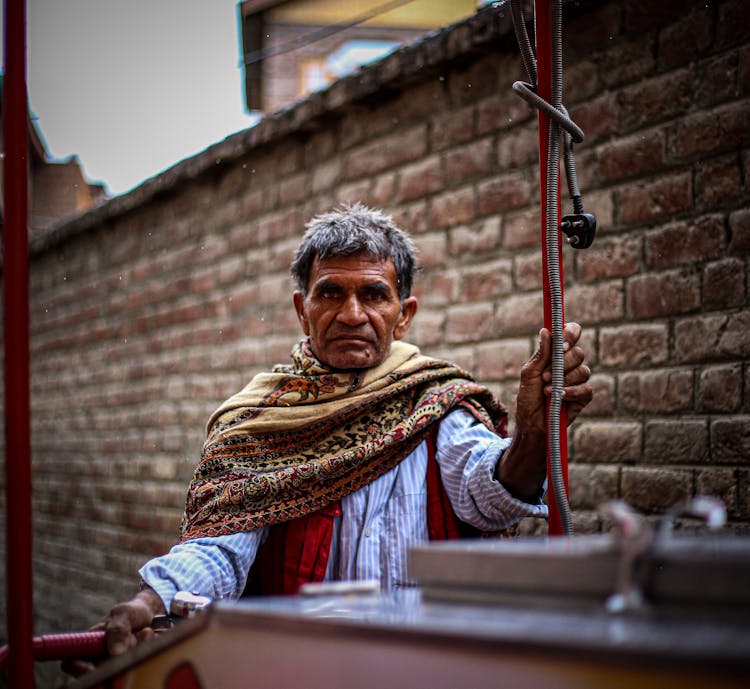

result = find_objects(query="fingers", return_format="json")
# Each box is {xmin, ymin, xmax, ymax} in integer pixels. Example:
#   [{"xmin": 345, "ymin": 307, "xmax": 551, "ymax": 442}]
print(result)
[
  {"xmin": 105, "ymin": 595, "xmax": 157, "ymax": 656},
  {"xmin": 61, "ymin": 659, "xmax": 98, "ymax": 678},
  {"xmin": 520, "ymin": 327, "xmax": 551, "ymax": 381}
]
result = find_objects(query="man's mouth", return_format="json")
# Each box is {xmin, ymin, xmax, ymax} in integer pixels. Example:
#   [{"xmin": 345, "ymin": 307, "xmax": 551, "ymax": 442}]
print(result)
[{"xmin": 330, "ymin": 333, "xmax": 373, "ymax": 344}]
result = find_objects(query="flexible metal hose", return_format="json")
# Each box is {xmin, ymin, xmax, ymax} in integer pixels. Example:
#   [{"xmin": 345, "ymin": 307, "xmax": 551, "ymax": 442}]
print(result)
[
  {"xmin": 510, "ymin": 0, "xmax": 537, "ymax": 85},
  {"xmin": 545, "ymin": 0, "xmax": 573, "ymax": 535}
]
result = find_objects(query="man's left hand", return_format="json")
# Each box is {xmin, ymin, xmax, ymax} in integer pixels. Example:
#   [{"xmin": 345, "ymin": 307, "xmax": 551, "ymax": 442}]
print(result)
[
  {"xmin": 496, "ymin": 322, "xmax": 593, "ymax": 502},
  {"xmin": 515, "ymin": 321, "xmax": 593, "ymax": 434}
]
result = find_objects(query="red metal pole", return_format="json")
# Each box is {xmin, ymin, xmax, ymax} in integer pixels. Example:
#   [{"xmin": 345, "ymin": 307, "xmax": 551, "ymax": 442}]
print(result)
[
  {"xmin": 534, "ymin": 0, "xmax": 568, "ymax": 536},
  {"xmin": 3, "ymin": 0, "xmax": 35, "ymax": 685}
]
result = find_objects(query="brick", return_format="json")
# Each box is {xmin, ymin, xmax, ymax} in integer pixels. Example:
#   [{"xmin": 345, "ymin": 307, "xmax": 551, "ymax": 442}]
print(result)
[
  {"xmin": 477, "ymin": 172, "xmax": 532, "ymax": 216},
  {"xmin": 583, "ymin": 190, "xmax": 614, "ymax": 235},
  {"xmin": 600, "ymin": 36, "xmax": 656, "ymax": 88},
  {"xmin": 463, "ymin": 259, "xmax": 513, "ymax": 301},
  {"xmin": 600, "ymin": 324, "xmax": 668, "ymax": 367},
  {"xmin": 644, "ymin": 215, "xmax": 726, "ymax": 269},
  {"xmin": 303, "ymin": 128, "xmax": 336, "ymax": 166},
  {"xmin": 476, "ymin": 337, "xmax": 531, "ymax": 381},
  {"xmin": 596, "ymin": 130, "xmax": 666, "ymax": 184},
  {"xmin": 369, "ymin": 173, "xmax": 396, "ymax": 207},
  {"xmin": 622, "ymin": 0, "xmax": 682, "ymax": 33},
  {"xmin": 431, "ymin": 106, "xmax": 475, "ymax": 151},
  {"xmin": 675, "ymin": 311, "xmax": 750, "ymax": 362},
  {"xmin": 279, "ymin": 172, "xmax": 308, "ymax": 205},
  {"xmin": 413, "ymin": 233, "xmax": 447, "ymax": 270},
  {"xmin": 497, "ymin": 292, "xmax": 543, "ymax": 336},
  {"xmin": 645, "ymin": 419, "xmax": 708, "ymax": 463},
  {"xmin": 716, "ymin": 0, "xmax": 750, "ymax": 50},
  {"xmin": 711, "ymin": 416, "xmax": 750, "ymax": 463},
  {"xmin": 627, "ymin": 269, "xmax": 700, "ymax": 319},
  {"xmin": 336, "ymin": 179, "xmax": 372, "ymax": 205},
  {"xmin": 373, "ymin": 80, "xmax": 444, "ymax": 132},
  {"xmin": 741, "ymin": 45, "xmax": 750, "ymax": 96},
  {"xmin": 339, "ymin": 106, "xmax": 367, "ymax": 150},
  {"xmin": 345, "ymin": 124, "xmax": 428, "ymax": 179},
  {"xmin": 696, "ymin": 467, "xmax": 740, "ymax": 518},
  {"xmin": 695, "ymin": 155, "xmax": 743, "ymax": 208},
  {"xmin": 503, "ymin": 209, "xmax": 539, "ymax": 249},
  {"xmin": 616, "ymin": 172, "xmax": 693, "ymax": 226},
  {"xmin": 576, "ymin": 236, "xmax": 641, "ymax": 282},
  {"xmin": 476, "ymin": 94, "xmax": 531, "ymax": 135},
  {"xmin": 672, "ymin": 102, "xmax": 750, "ymax": 160},
  {"xmin": 703, "ymin": 258, "xmax": 746, "ymax": 309},
  {"xmin": 729, "ymin": 208, "xmax": 750, "ymax": 252},
  {"xmin": 448, "ymin": 217, "xmax": 501, "ymax": 257},
  {"xmin": 445, "ymin": 302, "xmax": 495, "ymax": 343},
  {"xmin": 699, "ymin": 364, "xmax": 743, "ymax": 413},
  {"xmin": 447, "ymin": 52, "xmax": 501, "ymax": 105},
  {"xmin": 585, "ymin": 373, "xmax": 616, "ymax": 416},
  {"xmin": 618, "ymin": 70, "xmax": 693, "ymax": 133},
  {"xmin": 620, "ymin": 368, "xmax": 694, "ymax": 414},
  {"xmin": 569, "ymin": 93, "xmax": 620, "ymax": 143},
  {"xmin": 565, "ymin": 2, "xmax": 622, "ymax": 58},
  {"xmin": 391, "ymin": 201, "xmax": 429, "ymax": 235},
  {"xmin": 311, "ymin": 159, "xmax": 341, "ymax": 195},
  {"xmin": 514, "ymin": 251, "xmax": 544, "ymax": 291},
  {"xmin": 413, "ymin": 269, "xmax": 459, "ymax": 306},
  {"xmin": 658, "ymin": 4, "xmax": 714, "ymax": 71},
  {"xmin": 621, "ymin": 467, "xmax": 692, "ymax": 513},
  {"xmin": 573, "ymin": 421, "xmax": 642, "ymax": 463},
  {"xmin": 568, "ymin": 464, "xmax": 620, "ymax": 510},
  {"xmin": 258, "ymin": 208, "xmax": 299, "ymax": 243},
  {"xmin": 428, "ymin": 187, "xmax": 476, "ymax": 229},
  {"xmin": 240, "ymin": 187, "xmax": 267, "ymax": 218},
  {"xmin": 695, "ymin": 52, "xmax": 742, "ymax": 108},
  {"xmin": 444, "ymin": 138, "xmax": 494, "ymax": 187},
  {"xmin": 564, "ymin": 59, "xmax": 600, "ymax": 105},
  {"xmin": 566, "ymin": 280, "xmax": 624, "ymax": 324},
  {"xmin": 496, "ymin": 125, "xmax": 538, "ymax": 169},
  {"xmin": 397, "ymin": 156, "xmax": 443, "ymax": 202}
]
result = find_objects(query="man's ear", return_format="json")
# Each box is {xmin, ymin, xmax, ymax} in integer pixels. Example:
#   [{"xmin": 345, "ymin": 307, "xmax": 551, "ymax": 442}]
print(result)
[
  {"xmin": 393, "ymin": 296, "xmax": 418, "ymax": 341},
  {"xmin": 293, "ymin": 291, "xmax": 310, "ymax": 335}
]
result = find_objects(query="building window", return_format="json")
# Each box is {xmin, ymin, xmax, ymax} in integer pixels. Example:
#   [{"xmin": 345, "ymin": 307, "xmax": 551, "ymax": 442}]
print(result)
[{"xmin": 298, "ymin": 39, "xmax": 400, "ymax": 98}]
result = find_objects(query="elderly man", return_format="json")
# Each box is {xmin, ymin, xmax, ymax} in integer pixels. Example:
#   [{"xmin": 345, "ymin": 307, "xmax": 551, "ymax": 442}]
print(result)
[{"xmin": 102, "ymin": 203, "xmax": 592, "ymax": 657}]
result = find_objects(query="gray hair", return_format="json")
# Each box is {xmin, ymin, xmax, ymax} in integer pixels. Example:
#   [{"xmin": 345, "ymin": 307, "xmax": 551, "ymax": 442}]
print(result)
[{"xmin": 291, "ymin": 203, "xmax": 418, "ymax": 300}]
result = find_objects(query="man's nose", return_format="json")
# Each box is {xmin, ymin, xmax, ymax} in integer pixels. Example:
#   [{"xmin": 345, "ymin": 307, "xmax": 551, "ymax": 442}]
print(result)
[{"xmin": 336, "ymin": 294, "xmax": 368, "ymax": 325}]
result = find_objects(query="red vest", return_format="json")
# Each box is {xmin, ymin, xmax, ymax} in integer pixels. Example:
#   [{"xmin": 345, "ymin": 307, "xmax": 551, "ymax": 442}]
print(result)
[{"xmin": 244, "ymin": 429, "xmax": 470, "ymax": 596}]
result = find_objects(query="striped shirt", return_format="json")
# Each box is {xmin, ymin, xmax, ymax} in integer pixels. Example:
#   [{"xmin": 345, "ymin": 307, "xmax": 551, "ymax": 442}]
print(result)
[{"xmin": 140, "ymin": 408, "xmax": 547, "ymax": 610}]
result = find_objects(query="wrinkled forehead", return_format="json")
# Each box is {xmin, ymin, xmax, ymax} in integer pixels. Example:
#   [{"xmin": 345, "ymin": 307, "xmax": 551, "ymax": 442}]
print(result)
[{"xmin": 307, "ymin": 253, "xmax": 398, "ymax": 291}]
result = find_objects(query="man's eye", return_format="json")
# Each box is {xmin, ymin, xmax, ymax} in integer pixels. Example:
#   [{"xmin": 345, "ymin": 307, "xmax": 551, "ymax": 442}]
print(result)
[{"xmin": 321, "ymin": 289, "xmax": 341, "ymax": 300}]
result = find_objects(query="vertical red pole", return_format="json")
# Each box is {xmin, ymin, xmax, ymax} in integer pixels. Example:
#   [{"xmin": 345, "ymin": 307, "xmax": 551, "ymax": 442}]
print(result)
[
  {"xmin": 3, "ymin": 0, "xmax": 35, "ymax": 685},
  {"xmin": 534, "ymin": 0, "xmax": 568, "ymax": 536}
]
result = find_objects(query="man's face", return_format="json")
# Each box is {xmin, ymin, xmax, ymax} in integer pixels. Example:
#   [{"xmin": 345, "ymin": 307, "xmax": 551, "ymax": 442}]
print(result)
[{"xmin": 293, "ymin": 254, "xmax": 418, "ymax": 370}]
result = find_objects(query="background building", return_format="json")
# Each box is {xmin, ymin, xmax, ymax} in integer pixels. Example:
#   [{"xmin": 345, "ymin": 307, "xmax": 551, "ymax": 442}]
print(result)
[
  {"xmin": 239, "ymin": 0, "xmax": 478, "ymax": 112},
  {"xmin": 1, "ymin": 77, "xmax": 106, "ymax": 242}
]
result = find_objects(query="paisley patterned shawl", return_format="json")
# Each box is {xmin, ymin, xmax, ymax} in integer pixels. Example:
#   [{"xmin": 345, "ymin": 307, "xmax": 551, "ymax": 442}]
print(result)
[{"xmin": 180, "ymin": 339, "xmax": 507, "ymax": 541}]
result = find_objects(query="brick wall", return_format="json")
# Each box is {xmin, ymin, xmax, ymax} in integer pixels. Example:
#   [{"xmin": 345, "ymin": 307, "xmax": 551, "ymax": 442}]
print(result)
[{"xmin": 0, "ymin": 0, "xmax": 747, "ymax": 652}]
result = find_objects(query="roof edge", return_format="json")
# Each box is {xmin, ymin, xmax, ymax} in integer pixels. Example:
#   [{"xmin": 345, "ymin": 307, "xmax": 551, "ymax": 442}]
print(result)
[{"xmin": 30, "ymin": 2, "xmax": 515, "ymax": 256}]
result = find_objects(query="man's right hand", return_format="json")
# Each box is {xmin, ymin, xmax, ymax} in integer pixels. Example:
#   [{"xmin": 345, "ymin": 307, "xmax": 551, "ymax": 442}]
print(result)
[
  {"xmin": 105, "ymin": 586, "xmax": 166, "ymax": 656},
  {"xmin": 62, "ymin": 586, "xmax": 166, "ymax": 677}
]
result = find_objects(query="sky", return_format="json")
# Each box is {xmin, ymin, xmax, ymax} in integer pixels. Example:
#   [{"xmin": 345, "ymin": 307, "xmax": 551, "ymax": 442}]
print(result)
[{"xmin": 6, "ymin": 1, "xmax": 259, "ymax": 196}]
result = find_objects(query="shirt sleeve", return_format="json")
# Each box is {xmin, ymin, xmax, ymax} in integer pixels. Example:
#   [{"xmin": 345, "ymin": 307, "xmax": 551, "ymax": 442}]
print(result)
[
  {"xmin": 436, "ymin": 408, "xmax": 548, "ymax": 531},
  {"xmin": 139, "ymin": 528, "xmax": 268, "ymax": 612}
]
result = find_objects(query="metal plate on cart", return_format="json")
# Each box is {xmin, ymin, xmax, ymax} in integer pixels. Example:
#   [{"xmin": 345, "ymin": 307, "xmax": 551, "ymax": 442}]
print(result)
[{"xmin": 409, "ymin": 534, "xmax": 750, "ymax": 612}]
